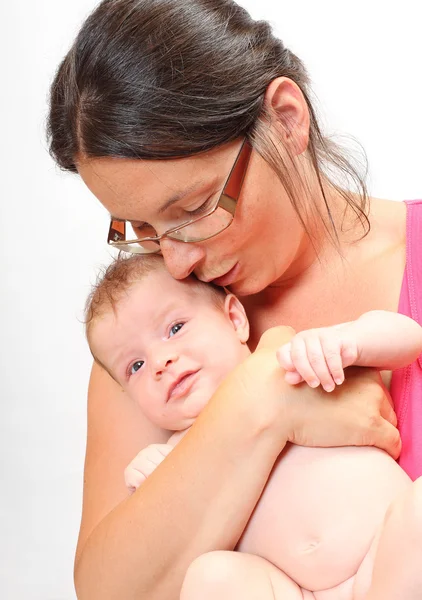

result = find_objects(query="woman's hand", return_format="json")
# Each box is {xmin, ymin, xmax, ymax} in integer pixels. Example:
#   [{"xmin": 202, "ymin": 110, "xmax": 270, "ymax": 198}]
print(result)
[
  {"xmin": 234, "ymin": 327, "xmax": 401, "ymax": 459},
  {"xmin": 284, "ymin": 365, "xmax": 401, "ymax": 457}
]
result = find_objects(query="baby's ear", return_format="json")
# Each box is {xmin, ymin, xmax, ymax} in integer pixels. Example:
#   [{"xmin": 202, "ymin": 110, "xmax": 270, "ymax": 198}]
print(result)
[{"xmin": 224, "ymin": 294, "xmax": 249, "ymax": 343}]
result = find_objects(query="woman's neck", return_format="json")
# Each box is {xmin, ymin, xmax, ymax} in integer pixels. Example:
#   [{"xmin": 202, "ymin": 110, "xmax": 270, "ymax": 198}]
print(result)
[{"xmin": 243, "ymin": 196, "xmax": 407, "ymax": 349}]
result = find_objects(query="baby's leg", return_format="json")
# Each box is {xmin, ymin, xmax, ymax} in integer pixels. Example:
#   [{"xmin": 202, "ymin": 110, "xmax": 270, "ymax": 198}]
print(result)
[
  {"xmin": 180, "ymin": 551, "xmax": 315, "ymax": 600},
  {"xmin": 354, "ymin": 476, "xmax": 422, "ymax": 600}
]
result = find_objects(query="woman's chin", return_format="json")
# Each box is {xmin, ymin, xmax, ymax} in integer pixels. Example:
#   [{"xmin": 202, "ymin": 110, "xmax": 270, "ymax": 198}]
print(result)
[{"xmin": 228, "ymin": 276, "xmax": 268, "ymax": 297}]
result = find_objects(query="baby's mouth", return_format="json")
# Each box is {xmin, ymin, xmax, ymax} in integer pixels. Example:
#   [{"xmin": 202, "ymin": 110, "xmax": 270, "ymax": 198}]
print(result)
[{"xmin": 167, "ymin": 370, "xmax": 200, "ymax": 403}]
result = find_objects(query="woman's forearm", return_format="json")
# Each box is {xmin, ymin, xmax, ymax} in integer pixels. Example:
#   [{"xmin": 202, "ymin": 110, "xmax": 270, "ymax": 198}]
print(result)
[{"xmin": 74, "ymin": 381, "xmax": 287, "ymax": 600}]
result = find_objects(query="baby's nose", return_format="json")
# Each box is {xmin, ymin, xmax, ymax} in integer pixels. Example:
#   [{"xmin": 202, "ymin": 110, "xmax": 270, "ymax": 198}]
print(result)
[{"xmin": 153, "ymin": 353, "xmax": 179, "ymax": 377}]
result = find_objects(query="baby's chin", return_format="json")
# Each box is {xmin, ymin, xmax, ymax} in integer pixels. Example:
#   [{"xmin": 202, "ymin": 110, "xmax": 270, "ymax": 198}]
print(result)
[{"xmin": 161, "ymin": 387, "xmax": 214, "ymax": 430}]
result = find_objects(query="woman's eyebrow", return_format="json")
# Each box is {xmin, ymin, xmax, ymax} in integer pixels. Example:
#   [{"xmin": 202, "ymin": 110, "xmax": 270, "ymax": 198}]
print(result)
[
  {"xmin": 109, "ymin": 180, "xmax": 206, "ymax": 221},
  {"xmin": 157, "ymin": 180, "xmax": 204, "ymax": 214}
]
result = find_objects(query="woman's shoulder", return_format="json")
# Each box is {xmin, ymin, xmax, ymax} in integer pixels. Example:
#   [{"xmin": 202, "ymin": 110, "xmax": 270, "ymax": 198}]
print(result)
[{"xmin": 75, "ymin": 362, "xmax": 169, "ymax": 565}]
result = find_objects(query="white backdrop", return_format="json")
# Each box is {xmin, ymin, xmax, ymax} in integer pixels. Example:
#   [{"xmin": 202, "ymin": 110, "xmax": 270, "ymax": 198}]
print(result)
[{"xmin": 1, "ymin": 1, "xmax": 421, "ymax": 598}]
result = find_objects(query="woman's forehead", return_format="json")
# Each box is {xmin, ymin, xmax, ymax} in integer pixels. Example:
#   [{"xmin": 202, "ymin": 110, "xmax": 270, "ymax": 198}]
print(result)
[
  {"xmin": 77, "ymin": 154, "xmax": 199, "ymax": 217},
  {"xmin": 76, "ymin": 144, "xmax": 232, "ymax": 219}
]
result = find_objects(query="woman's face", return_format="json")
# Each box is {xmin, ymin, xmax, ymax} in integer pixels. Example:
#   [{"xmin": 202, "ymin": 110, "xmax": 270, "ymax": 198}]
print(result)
[{"xmin": 77, "ymin": 139, "xmax": 310, "ymax": 296}]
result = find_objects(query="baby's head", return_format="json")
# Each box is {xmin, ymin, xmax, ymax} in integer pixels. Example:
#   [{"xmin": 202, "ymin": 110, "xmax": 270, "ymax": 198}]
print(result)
[{"xmin": 86, "ymin": 255, "xmax": 251, "ymax": 431}]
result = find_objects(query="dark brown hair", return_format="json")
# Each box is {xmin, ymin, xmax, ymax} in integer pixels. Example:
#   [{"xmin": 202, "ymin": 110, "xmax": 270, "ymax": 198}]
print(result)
[{"xmin": 48, "ymin": 0, "xmax": 369, "ymax": 246}]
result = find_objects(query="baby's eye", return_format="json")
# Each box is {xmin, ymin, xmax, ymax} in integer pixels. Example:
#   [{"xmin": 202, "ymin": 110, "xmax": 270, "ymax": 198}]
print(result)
[
  {"xmin": 130, "ymin": 360, "xmax": 144, "ymax": 375},
  {"xmin": 169, "ymin": 323, "xmax": 184, "ymax": 337}
]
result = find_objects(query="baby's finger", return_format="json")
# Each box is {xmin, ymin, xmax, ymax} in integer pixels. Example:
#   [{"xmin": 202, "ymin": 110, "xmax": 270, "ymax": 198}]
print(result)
[
  {"xmin": 276, "ymin": 343, "xmax": 295, "ymax": 371},
  {"xmin": 319, "ymin": 334, "xmax": 344, "ymax": 385},
  {"xmin": 150, "ymin": 444, "xmax": 173, "ymax": 462},
  {"xmin": 124, "ymin": 466, "xmax": 147, "ymax": 492},
  {"xmin": 289, "ymin": 335, "xmax": 320, "ymax": 388},
  {"xmin": 284, "ymin": 370, "xmax": 304, "ymax": 385},
  {"xmin": 128, "ymin": 456, "xmax": 156, "ymax": 479},
  {"xmin": 303, "ymin": 335, "xmax": 336, "ymax": 392},
  {"xmin": 340, "ymin": 338, "xmax": 359, "ymax": 369}
]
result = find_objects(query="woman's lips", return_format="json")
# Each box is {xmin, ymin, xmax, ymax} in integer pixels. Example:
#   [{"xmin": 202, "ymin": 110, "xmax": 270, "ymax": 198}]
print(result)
[
  {"xmin": 167, "ymin": 371, "xmax": 199, "ymax": 403},
  {"xmin": 210, "ymin": 263, "xmax": 240, "ymax": 287}
]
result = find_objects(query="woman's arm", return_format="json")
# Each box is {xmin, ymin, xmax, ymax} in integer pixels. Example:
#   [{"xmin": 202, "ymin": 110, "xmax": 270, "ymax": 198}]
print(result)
[
  {"xmin": 74, "ymin": 327, "xmax": 400, "ymax": 600},
  {"xmin": 74, "ymin": 339, "xmax": 291, "ymax": 600},
  {"xmin": 74, "ymin": 363, "xmax": 169, "ymax": 569}
]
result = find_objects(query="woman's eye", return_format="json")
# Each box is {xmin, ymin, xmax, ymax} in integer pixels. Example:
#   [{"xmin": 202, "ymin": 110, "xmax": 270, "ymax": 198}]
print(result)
[
  {"xmin": 130, "ymin": 360, "xmax": 144, "ymax": 375},
  {"xmin": 185, "ymin": 196, "xmax": 214, "ymax": 217},
  {"xmin": 169, "ymin": 323, "xmax": 184, "ymax": 337}
]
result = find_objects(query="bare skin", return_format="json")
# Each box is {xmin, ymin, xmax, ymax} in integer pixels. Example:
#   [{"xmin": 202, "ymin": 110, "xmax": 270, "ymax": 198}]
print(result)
[
  {"xmin": 242, "ymin": 197, "xmax": 407, "ymax": 346},
  {"xmin": 73, "ymin": 78, "xmax": 406, "ymax": 599},
  {"xmin": 105, "ymin": 275, "xmax": 420, "ymax": 600}
]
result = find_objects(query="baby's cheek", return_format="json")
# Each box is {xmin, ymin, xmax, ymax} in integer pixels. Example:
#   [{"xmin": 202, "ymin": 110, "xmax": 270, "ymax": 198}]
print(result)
[
  {"xmin": 179, "ymin": 369, "xmax": 225, "ymax": 420},
  {"xmin": 130, "ymin": 385, "xmax": 166, "ymax": 426}
]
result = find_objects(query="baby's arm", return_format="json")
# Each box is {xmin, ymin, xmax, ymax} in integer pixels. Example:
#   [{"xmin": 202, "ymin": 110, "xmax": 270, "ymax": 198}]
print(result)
[
  {"xmin": 343, "ymin": 310, "xmax": 422, "ymax": 370},
  {"xmin": 278, "ymin": 310, "xmax": 422, "ymax": 392},
  {"xmin": 124, "ymin": 429, "xmax": 190, "ymax": 493}
]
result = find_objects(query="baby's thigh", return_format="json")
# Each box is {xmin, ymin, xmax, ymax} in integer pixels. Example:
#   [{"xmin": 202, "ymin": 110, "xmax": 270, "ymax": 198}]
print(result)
[
  {"xmin": 354, "ymin": 476, "xmax": 422, "ymax": 600},
  {"xmin": 180, "ymin": 551, "xmax": 315, "ymax": 600}
]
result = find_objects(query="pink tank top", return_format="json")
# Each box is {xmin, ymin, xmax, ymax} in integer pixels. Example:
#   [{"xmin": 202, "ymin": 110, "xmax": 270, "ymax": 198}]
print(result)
[{"xmin": 390, "ymin": 199, "xmax": 422, "ymax": 481}]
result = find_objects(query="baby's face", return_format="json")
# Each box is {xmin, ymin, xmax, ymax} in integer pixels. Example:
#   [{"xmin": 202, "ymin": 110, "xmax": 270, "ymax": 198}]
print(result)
[{"xmin": 90, "ymin": 269, "xmax": 250, "ymax": 430}]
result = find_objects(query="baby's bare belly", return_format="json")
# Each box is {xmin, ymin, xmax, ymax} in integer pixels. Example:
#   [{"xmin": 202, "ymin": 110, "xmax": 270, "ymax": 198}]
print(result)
[{"xmin": 237, "ymin": 445, "xmax": 410, "ymax": 594}]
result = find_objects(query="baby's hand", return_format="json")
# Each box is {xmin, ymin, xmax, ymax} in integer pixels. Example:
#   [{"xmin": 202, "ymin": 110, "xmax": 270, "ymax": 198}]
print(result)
[
  {"xmin": 276, "ymin": 327, "xmax": 359, "ymax": 392},
  {"xmin": 124, "ymin": 443, "xmax": 173, "ymax": 494}
]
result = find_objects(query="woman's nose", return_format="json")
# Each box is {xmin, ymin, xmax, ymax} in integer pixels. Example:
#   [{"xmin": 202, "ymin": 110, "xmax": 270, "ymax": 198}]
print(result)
[{"xmin": 160, "ymin": 238, "xmax": 205, "ymax": 280}]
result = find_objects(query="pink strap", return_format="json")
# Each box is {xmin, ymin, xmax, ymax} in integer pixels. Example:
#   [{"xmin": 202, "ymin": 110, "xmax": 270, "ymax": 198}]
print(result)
[{"xmin": 403, "ymin": 200, "xmax": 422, "ymax": 368}]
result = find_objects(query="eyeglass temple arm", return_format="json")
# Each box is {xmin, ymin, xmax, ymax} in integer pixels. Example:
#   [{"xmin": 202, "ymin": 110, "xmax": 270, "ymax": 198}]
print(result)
[
  {"xmin": 222, "ymin": 139, "xmax": 252, "ymax": 205},
  {"xmin": 218, "ymin": 194, "xmax": 237, "ymax": 213},
  {"xmin": 108, "ymin": 220, "xmax": 126, "ymax": 243}
]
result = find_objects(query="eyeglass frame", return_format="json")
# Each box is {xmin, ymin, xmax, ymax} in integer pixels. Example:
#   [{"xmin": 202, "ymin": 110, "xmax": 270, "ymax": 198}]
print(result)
[{"xmin": 107, "ymin": 137, "xmax": 252, "ymax": 253}]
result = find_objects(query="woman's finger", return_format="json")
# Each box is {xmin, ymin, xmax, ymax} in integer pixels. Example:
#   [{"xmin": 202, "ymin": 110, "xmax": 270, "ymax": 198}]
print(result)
[
  {"xmin": 345, "ymin": 369, "xmax": 401, "ymax": 458},
  {"xmin": 378, "ymin": 391, "xmax": 397, "ymax": 428},
  {"xmin": 369, "ymin": 419, "xmax": 402, "ymax": 460}
]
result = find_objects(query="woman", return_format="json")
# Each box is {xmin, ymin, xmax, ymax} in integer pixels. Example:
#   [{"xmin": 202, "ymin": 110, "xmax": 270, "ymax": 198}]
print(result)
[{"xmin": 47, "ymin": 1, "xmax": 421, "ymax": 599}]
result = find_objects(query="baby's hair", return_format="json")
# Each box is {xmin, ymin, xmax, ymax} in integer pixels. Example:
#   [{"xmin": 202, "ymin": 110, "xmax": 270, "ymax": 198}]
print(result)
[{"xmin": 85, "ymin": 253, "xmax": 227, "ymax": 372}]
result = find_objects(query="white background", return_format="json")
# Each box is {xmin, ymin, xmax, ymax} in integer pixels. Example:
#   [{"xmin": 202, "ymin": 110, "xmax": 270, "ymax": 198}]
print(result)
[{"xmin": 1, "ymin": 0, "xmax": 421, "ymax": 598}]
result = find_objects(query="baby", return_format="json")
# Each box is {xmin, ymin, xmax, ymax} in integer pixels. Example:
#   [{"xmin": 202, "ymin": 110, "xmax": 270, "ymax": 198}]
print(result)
[{"xmin": 85, "ymin": 254, "xmax": 422, "ymax": 600}]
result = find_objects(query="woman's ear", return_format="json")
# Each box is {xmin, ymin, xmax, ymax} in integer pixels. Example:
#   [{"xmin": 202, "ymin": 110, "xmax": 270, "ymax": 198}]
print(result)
[
  {"xmin": 263, "ymin": 76, "xmax": 310, "ymax": 156},
  {"xmin": 223, "ymin": 294, "xmax": 250, "ymax": 343}
]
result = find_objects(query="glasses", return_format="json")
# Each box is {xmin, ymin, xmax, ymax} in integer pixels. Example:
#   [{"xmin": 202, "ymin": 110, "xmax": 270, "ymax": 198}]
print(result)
[{"xmin": 107, "ymin": 138, "xmax": 252, "ymax": 254}]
